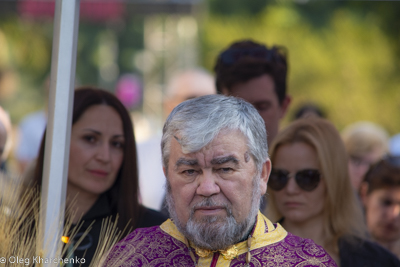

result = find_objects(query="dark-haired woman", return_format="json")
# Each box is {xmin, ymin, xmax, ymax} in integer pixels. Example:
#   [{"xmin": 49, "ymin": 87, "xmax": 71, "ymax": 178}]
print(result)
[{"xmin": 34, "ymin": 87, "xmax": 167, "ymax": 266}]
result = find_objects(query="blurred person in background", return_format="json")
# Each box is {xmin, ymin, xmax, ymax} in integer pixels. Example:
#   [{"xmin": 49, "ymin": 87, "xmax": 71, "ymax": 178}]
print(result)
[
  {"xmin": 214, "ymin": 39, "xmax": 291, "ymax": 212},
  {"xmin": 0, "ymin": 106, "xmax": 12, "ymax": 171},
  {"xmin": 137, "ymin": 68, "xmax": 215, "ymax": 212},
  {"xmin": 163, "ymin": 69, "xmax": 216, "ymax": 117},
  {"xmin": 214, "ymin": 39, "xmax": 291, "ymax": 147},
  {"xmin": 33, "ymin": 87, "xmax": 167, "ymax": 267},
  {"xmin": 360, "ymin": 156, "xmax": 400, "ymax": 258},
  {"xmin": 341, "ymin": 121, "xmax": 389, "ymax": 192},
  {"xmin": 16, "ymin": 108, "xmax": 46, "ymax": 173},
  {"xmin": 292, "ymin": 102, "xmax": 326, "ymax": 120},
  {"xmin": 265, "ymin": 118, "xmax": 400, "ymax": 266},
  {"xmin": 390, "ymin": 134, "xmax": 400, "ymax": 156},
  {"xmin": 15, "ymin": 78, "xmax": 48, "ymax": 175}
]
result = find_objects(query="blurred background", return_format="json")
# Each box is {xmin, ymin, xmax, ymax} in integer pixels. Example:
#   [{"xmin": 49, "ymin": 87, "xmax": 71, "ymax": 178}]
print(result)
[{"xmin": 0, "ymin": 0, "xmax": 400, "ymax": 174}]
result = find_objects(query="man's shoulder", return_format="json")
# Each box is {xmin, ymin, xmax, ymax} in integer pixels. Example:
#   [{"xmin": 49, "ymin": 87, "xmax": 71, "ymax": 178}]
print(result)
[
  {"xmin": 103, "ymin": 225, "xmax": 192, "ymax": 266},
  {"xmin": 282, "ymin": 231, "xmax": 324, "ymax": 248},
  {"xmin": 244, "ymin": 215, "xmax": 337, "ymax": 266},
  {"xmin": 282, "ymin": 232, "xmax": 332, "ymax": 256},
  {"xmin": 234, "ymin": 230, "xmax": 336, "ymax": 267},
  {"xmin": 255, "ymin": 231, "xmax": 337, "ymax": 266},
  {"xmin": 120, "ymin": 225, "xmax": 164, "ymax": 244}
]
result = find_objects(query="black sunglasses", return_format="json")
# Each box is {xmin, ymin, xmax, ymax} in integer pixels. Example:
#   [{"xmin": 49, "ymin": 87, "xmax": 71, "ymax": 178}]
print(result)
[
  {"xmin": 219, "ymin": 46, "xmax": 286, "ymax": 66},
  {"xmin": 269, "ymin": 168, "xmax": 321, "ymax": 192}
]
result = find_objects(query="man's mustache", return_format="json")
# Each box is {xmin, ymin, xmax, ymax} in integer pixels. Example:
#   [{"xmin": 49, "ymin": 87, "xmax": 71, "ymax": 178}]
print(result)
[{"xmin": 190, "ymin": 198, "xmax": 232, "ymax": 216}]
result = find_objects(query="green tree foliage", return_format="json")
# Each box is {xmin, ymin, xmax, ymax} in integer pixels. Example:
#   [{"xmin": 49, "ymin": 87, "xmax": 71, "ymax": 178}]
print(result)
[
  {"xmin": 208, "ymin": 0, "xmax": 268, "ymax": 16},
  {"xmin": 201, "ymin": 2, "xmax": 400, "ymax": 135},
  {"xmin": 0, "ymin": 16, "xmax": 52, "ymax": 122},
  {"xmin": 0, "ymin": 11, "xmax": 144, "ymax": 123}
]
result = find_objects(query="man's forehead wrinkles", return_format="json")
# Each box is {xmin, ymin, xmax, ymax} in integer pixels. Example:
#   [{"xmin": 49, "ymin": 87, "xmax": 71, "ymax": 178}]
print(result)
[{"xmin": 202, "ymin": 153, "xmax": 208, "ymax": 167}]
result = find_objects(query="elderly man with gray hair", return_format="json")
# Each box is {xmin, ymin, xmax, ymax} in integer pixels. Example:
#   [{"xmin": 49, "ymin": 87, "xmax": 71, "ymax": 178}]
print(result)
[{"xmin": 103, "ymin": 95, "xmax": 336, "ymax": 267}]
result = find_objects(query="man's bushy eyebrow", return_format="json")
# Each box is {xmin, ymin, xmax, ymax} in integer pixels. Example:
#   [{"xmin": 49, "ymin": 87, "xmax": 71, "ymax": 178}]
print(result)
[
  {"xmin": 175, "ymin": 158, "xmax": 199, "ymax": 169},
  {"xmin": 211, "ymin": 156, "xmax": 239, "ymax": 165}
]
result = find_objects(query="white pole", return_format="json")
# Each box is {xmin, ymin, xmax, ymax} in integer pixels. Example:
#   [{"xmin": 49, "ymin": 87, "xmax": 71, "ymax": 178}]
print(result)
[{"xmin": 37, "ymin": 0, "xmax": 80, "ymax": 265}]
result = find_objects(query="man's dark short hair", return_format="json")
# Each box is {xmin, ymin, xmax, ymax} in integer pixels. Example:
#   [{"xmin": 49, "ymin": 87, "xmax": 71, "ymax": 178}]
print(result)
[
  {"xmin": 364, "ymin": 155, "xmax": 400, "ymax": 194},
  {"xmin": 214, "ymin": 40, "xmax": 288, "ymax": 105}
]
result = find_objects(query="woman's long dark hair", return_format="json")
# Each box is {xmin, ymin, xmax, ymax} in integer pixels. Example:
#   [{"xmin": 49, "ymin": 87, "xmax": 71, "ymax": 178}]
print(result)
[{"xmin": 34, "ymin": 86, "xmax": 142, "ymax": 231}]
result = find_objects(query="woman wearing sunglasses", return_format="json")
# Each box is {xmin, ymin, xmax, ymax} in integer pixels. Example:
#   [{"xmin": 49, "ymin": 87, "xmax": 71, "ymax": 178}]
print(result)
[{"xmin": 265, "ymin": 118, "xmax": 400, "ymax": 266}]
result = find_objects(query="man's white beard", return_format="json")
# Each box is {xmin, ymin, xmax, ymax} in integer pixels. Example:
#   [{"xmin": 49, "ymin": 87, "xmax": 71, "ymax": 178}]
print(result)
[{"xmin": 166, "ymin": 176, "xmax": 262, "ymax": 251}]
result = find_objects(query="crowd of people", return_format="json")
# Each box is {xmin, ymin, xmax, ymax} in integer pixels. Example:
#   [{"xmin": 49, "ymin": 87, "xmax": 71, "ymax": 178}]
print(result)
[{"xmin": 0, "ymin": 39, "xmax": 399, "ymax": 267}]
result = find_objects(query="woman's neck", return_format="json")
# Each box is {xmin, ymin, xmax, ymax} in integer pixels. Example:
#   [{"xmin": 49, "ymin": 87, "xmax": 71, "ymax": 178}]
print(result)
[
  {"xmin": 282, "ymin": 216, "xmax": 325, "ymax": 246},
  {"xmin": 282, "ymin": 216, "xmax": 339, "ymax": 264},
  {"xmin": 66, "ymin": 185, "xmax": 99, "ymax": 224}
]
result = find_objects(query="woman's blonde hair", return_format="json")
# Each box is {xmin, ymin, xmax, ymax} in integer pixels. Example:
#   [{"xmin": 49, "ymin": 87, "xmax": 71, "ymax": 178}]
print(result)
[{"xmin": 265, "ymin": 118, "xmax": 366, "ymax": 252}]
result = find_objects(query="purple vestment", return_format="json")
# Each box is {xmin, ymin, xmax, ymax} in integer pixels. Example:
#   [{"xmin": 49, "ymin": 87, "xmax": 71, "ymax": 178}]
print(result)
[{"xmin": 103, "ymin": 212, "xmax": 337, "ymax": 267}]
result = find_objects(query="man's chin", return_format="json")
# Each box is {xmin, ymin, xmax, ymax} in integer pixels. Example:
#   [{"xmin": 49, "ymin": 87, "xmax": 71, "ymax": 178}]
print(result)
[
  {"xmin": 194, "ymin": 208, "xmax": 227, "ymax": 216},
  {"xmin": 186, "ymin": 222, "xmax": 233, "ymax": 250},
  {"xmin": 193, "ymin": 213, "xmax": 228, "ymax": 224}
]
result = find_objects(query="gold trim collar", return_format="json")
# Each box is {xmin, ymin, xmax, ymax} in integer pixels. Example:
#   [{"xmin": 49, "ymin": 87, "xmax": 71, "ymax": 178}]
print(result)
[{"xmin": 160, "ymin": 211, "xmax": 287, "ymax": 258}]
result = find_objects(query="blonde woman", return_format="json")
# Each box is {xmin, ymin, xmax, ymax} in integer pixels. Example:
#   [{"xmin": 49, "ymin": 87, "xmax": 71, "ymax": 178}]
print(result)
[{"xmin": 265, "ymin": 118, "xmax": 400, "ymax": 266}]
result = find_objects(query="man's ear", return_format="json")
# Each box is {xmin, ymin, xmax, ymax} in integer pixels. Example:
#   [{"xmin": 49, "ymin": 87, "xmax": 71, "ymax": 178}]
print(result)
[
  {"xmin": 260, "ymin": 159, "xmax": 272, "ymax": 195},
  {"xmin": 279, "ymin": 95, "xmax": 291, "ymax": 119},
  {"xmin": 359, "ymin": 182, "xmax": 369, "ymax": 206},
  {"xmin": 163, "ymin": 166, "xmax": 167, "ymax": 178}
]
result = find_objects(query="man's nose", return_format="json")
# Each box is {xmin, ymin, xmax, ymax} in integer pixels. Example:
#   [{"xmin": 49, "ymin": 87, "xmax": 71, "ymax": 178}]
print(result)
[{"xmin": 196, "ymin": 171, "xmax": 220, "ymax": 197}]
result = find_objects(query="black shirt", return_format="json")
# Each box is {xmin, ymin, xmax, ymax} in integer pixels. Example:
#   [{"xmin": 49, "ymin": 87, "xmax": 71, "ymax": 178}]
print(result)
[
  {"xmin": 339, "ymin": 235, "xmax": 400, "ymax": 267},
  {"xmin": 278, "ymin": 218, "xmax": 400, "ymax": 266},
  {"xmin": 69, "ymin": 194, "xmax": 167, "ymax": 267}
]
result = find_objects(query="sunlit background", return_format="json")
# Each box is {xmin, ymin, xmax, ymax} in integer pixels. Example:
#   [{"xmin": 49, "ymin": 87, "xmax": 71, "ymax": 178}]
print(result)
[{"xmin": 0, "ymin": 0, "xmax": 399, "ymax": 174}]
